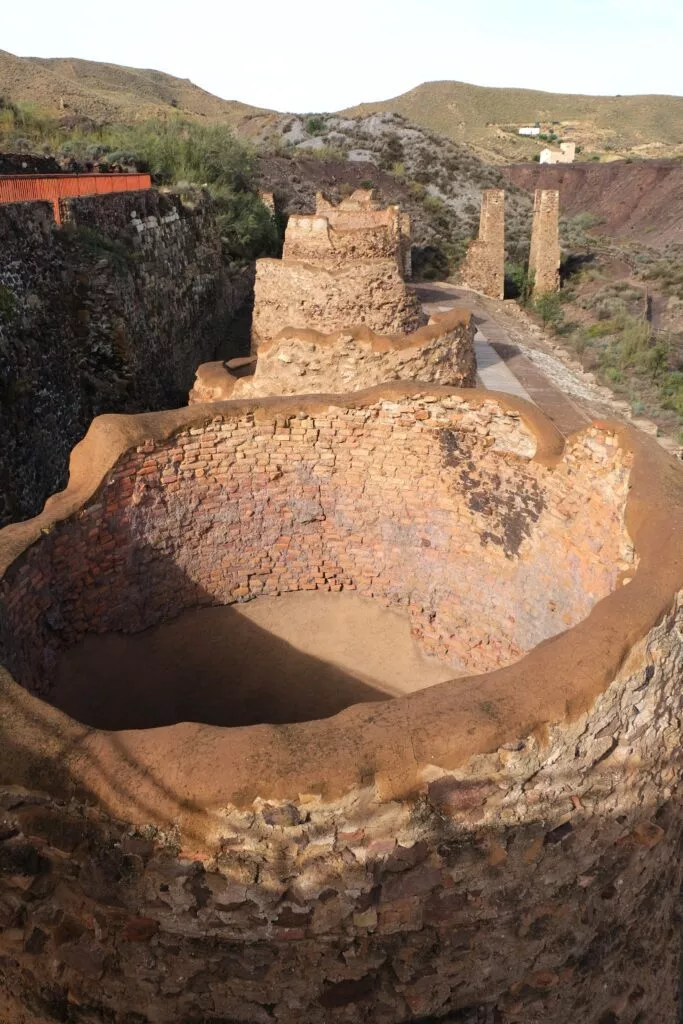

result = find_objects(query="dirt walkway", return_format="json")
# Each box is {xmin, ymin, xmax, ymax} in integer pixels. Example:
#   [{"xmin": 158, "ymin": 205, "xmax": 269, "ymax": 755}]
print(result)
[{"xmin": 416, "ymin": 282, "xmax": 626, "ymax": 437}]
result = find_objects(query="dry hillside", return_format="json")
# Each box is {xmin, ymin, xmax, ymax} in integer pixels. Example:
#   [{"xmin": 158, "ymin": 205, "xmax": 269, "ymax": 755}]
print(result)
[
  {"xmin": 2, "ymin": 51, "xmax": 682, "ymax": 164},
  {"xmin": 0, "ymin": 49, "xmax": 267, "ymax": 127},
  {"xmin": 501, "ymin": 161, "xmax": 683, "ymax": 247},
  {"xmin": 343, "ymin": 81, "xmax": 683, "ymax": 163}
]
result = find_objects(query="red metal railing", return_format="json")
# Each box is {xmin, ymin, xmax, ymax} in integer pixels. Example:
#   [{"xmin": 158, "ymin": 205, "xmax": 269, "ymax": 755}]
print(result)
[{"xmin": 0, "ymin": 173, "xmax": 152, "ymax": 224}]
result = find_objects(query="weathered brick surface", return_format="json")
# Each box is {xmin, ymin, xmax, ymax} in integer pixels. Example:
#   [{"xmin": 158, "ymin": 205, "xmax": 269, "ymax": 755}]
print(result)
[
  {"xmin": 529, "ymin": 188, "xmax": 561, "ymax": 295},
  {"xmin": 0, "ymin": 389, "xmax": 680, "ymax": 1023},
  {"xmin": 0, "ymin": 396, "xmax": 632, "ymax": 695},
  {"xmin": 190, "ymin": 309, "xmax": 477, "ymax": 402},
  {"xmin": 459, "ymin": 189, "xmax": 505, "ymax": 299}
]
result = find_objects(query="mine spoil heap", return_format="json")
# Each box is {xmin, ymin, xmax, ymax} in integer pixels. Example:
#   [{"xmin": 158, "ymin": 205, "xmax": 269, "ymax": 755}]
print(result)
[{"xmin": 0, "ymin": 382, "xmax": 681, "ymax": 1023}]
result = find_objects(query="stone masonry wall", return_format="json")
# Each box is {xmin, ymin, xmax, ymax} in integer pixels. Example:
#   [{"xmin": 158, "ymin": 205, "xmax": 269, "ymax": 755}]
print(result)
[
  {"xmin": 529, "ymin": 188, "xmax": 561, "ymax": 295},
  {"xmin": 283, "ymin": 188, "xmax": 404, "ymax": 271},
  {"xmin": 0, "ymin": 191, "xmax": 252, "ymax": 525},
  {"xmin": 0, "ymin": 594, "xmax": 680, "ymax": 1024},
  {"xmin": 251, "ymin": 257, "xmax": 425, "ymax": 348},
  {"xmin": 190, "ymin": 310, "xmax": 477, "ymax": 402},
  {"xmin": 0, "ymin": 390, "xmax": 680, "ymax": 1023},
  {"xmin": 282, "ymin": 212, "xmax": 402, "ymax": 269},
  {"xmin": 459, "ymin": 189, "xmax": 505, "ymax": 299}
]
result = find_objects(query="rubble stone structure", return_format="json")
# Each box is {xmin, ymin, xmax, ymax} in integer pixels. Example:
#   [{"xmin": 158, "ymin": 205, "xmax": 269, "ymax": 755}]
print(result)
[
  {"xmin": 459, "ymin": 188, "xmax": 505, "ymax": 298},
  {"xmin": 0, "ymin": 383, "xmax": 682, "ymax": 1023},
  {"xmin": 190, "ymin": 309, "xmax": 476, "ymax": 403},
  {"xmin": 529, "ymin": 188, "xmax": 561, "ymax": 295},
  {"xmin": 252, "ymin": 189, "xmax": 422, "ymax": 347},
  {"xmin": 311, "ymin": 189, "xmax": 412, "ymax": 278}
]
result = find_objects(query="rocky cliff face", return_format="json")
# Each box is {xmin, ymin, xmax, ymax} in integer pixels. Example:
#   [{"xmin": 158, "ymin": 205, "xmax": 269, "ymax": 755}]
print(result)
[{"xmin": 0, "ymin": 189, "xmax": 252, "ymax": 525}]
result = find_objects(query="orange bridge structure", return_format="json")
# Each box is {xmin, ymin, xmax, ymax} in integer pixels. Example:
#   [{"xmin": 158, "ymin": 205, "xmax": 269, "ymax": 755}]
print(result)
[{"xmin": 0, "ymin": 172, "xmax": 152, "ymax": 224}]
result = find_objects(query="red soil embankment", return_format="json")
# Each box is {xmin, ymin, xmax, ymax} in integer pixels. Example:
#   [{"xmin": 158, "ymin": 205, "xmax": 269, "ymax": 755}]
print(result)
[{"xmin": 501, "ymin": 161, "xmax": 683, "ymax": 247}]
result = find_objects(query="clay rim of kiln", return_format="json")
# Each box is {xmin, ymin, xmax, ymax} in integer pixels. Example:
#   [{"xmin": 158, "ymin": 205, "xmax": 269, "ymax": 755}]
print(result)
[
  {"xmin": 259, "ymin": 308, "xmax": 472, "ymax": 354},
  {"xmin": 0, "ymin": 382, "xmax": 681, "ymax": 848}
]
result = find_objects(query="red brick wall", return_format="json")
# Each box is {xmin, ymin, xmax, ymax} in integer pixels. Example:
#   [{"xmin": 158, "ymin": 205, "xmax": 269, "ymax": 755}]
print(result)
[{"xmin": 0, "ymin": 396, "xmax": 633, "ymax": 701}]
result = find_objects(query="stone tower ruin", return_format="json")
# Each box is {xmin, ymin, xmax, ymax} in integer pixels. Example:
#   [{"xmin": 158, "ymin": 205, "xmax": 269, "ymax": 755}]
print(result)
[
  {"xmin": 251, "ymin": 189, "xmax": 422, "ymax": 349},
  {"xmin": 459, "ymin": 188, "xmax": 505, "ymax": 299},
  {"xmin": 529, "ymin": 188, "xmax": 561, "ymax": 296}
]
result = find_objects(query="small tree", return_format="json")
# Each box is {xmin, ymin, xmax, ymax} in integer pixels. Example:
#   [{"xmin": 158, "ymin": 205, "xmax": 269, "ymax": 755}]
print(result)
[
  {"xmin": 505, "ymin": 262, "xmax": 534, "ymax": 304},
  {"xmin": 305, "ymin": 115, "xmax": 326, "ymax": 136},
  {"xmin": 534, "ymin": 292, "xmax": 564, "ymax": 329}
]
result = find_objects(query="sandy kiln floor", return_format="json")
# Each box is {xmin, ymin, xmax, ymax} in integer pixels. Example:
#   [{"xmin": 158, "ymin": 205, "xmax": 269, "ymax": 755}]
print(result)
[{"xmin": 52, "ymin": 592, "xmax": 457, "ymax": 730}]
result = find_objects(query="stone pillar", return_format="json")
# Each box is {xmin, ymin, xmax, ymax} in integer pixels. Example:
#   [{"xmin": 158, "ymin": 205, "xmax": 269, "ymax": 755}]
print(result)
[
  {"xmin": 315, "ymin": 191, "xmax": 334, "ymax": 214},
  {"xmin": 529, "ymin": 188, "xmax": 561, "ymax": 296},
  {"xmin": 459, "ymin": 189, "xmax": 505, "ymax": 299},
  {"xmin": 259, "ymin": 191, "xmax": 276, "ymax": 214},
  {"xmin": 400, "ymin": 211, "xmax": 412, "ymax": 279}
]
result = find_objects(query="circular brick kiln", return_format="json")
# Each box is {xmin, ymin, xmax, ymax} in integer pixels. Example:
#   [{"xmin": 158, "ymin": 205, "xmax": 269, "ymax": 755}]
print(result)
[{"xmin": 0, "ymin": 383, "xmax": 681, "ymax": 1024}]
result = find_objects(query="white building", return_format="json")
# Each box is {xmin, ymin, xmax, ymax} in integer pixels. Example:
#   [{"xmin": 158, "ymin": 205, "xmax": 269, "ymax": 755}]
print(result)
[
  {"xmin": 518, "ymin": 126, "xmax": 541, "ymax": 136},
  {"xmin": 540, "ymin": 142, "xmax": 576, "ymax": 165}
]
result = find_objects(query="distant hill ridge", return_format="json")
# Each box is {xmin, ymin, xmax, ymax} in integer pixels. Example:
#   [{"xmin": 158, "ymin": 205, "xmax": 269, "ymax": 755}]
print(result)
[
  {"xmin": 0, "ymin": 49, "xmax": 264, "ymax": 127},
  {"xmin": 343, "ymin": 80, "xmax": 683, "ymax": 162},
  {"xmin": 1, "ymin": 50, "xmax": 681, "ymax": 162}
]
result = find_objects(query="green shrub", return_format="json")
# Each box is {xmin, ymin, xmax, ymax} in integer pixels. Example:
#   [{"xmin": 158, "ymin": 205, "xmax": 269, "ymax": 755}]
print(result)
[
  {"xmin": 534, "ymin": 291, "xmax": 564, "ymax": 328},
  {"xmin": 412, "ymin": 244, "xmax": 450, "ymax": 281},
  {"xmin": 505, "ymin": 262, "xmax": 533, "ymax": 302},
  {"xmin": 213, "ymin": 190, "xmax": 281, "ymax": 262},
  {"xmin": 64, "ymin": 227, "xmax": 134, "ymax": 274},
  {"xmin": 379, "ymin": 133, "xmax": 404, "ymax": 170},
  {"xmin": 304, "ymin": 116, "xmax": 326, "ymax": 136},
  {"xmin": 585, "ymin": 320, "xmax": 617, "ymax": 338},
  {"xmin": 661, "ymin": 372, "xmax": 683, "ymax": 416},
  {"xmin": 422, "ymin": 194, "xmax": 445, "ymax": 213}
]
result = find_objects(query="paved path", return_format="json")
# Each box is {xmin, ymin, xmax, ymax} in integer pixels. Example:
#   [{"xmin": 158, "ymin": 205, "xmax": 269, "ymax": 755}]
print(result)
[
  {"xmin": 419, "ymin": 283, "xmax": 594, "ymax": 437},
  {"xmin": 429, "ymin": 300, "xmax": 532, "ymax": 401}
]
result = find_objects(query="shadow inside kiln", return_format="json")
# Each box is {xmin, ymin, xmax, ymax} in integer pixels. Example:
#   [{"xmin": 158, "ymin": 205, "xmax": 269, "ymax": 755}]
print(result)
[{"xmin": 50, "ymin": 594, "xmax": 455, "ymax": 731}]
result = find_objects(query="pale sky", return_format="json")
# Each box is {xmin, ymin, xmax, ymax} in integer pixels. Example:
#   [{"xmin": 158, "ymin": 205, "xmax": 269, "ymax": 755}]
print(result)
[{"xmin": 3, "ymin": 0, "xmax": 682, "ymax": 112}]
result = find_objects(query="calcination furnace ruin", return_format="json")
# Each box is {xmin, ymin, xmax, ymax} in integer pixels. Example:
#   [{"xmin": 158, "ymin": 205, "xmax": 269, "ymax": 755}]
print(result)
[{"xmin": 0, "ymin": 383, "xmax": 681, "ymax": 1023}]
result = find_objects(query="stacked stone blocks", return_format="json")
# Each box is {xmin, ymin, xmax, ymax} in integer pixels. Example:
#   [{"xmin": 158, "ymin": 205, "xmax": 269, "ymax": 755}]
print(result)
[
  {"xmin": 460, "ymin": 188, "xmax": 506, "ymax": 299},
  {"xmin": 190, "ymin": 309, "xmax": 477, "ymax": 402},
  {"xmin": 252, "ymin": 189, "xmax": 423, "ymax": 348},
  {"xmin": 460, "ymin": 186, "xmax": 561, "ymax": 299},
  {"xmin": 529, "ymin": 187, "xmax": 562, "ymax": 295}
]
